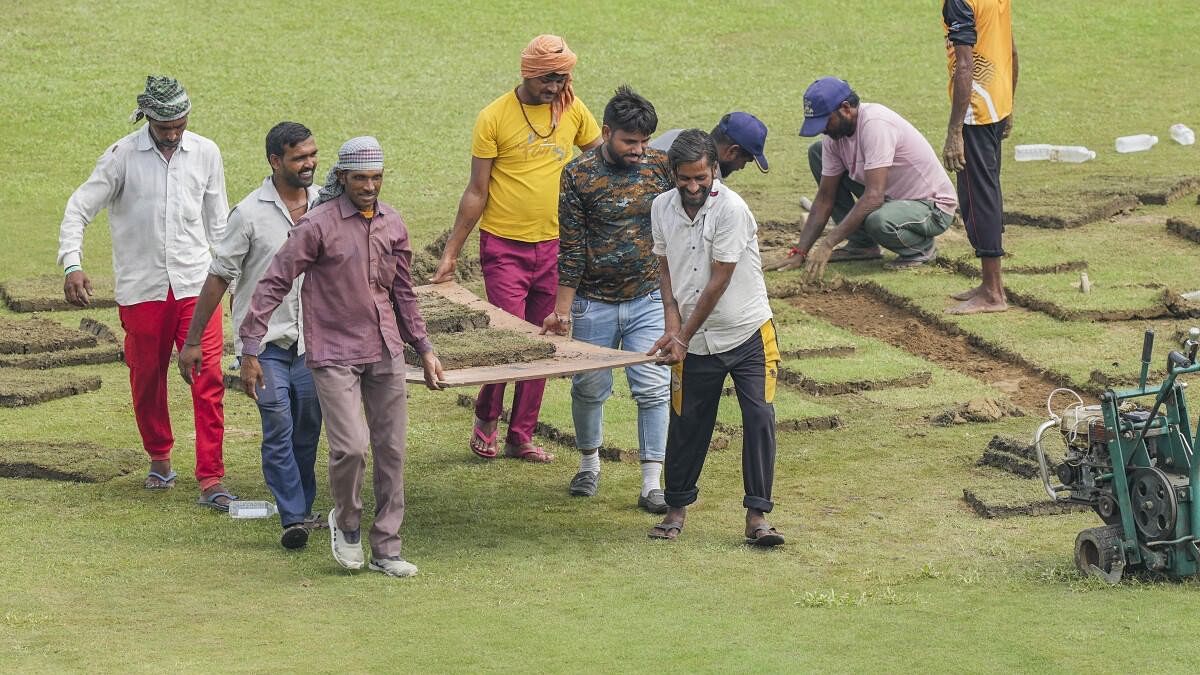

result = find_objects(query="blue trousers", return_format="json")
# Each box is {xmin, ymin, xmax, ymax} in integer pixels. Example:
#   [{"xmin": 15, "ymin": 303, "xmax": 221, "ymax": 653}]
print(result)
[{"xmin": 256, "ymin": 343, "xmax": 323, "ymax": 527}]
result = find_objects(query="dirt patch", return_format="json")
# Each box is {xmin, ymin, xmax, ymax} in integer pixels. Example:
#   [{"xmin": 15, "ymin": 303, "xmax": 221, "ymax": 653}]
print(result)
[
  {"xmin": 0, "ymin": 369, "xmax": 102, "ymax": 407},
  {"xmin": 410, "ymin": 329, "xmax": 555, "ymax": 369},
  {"xmin": 0, "ymin": 275, "xmax": 118, "ymax": 312},
  {"xmin": 417, "ymin": 293, "xmax": 490, "ymax": 333},
  {"xmin": 783, "ymin": 286, "xmax": 1075, "ymax": 408},
  {"xmin": 0, "ymin": 441, "xmax": 143, "ymax": 483},
  {"xmin": 780, "ymin": 368, "xmax": 931, "ymax": 396},
  {"xmin": 930, "ymin": 397, "xmax": 1026, "ymax": 427},
  {"xmin": 962, "ymin": 487, "xmax": 1087, "ymax": 518},
  {"xmin": 0, "ymin": 316, "xmax": 98, "ymax": 354},
  {"xmin": 937, "ymin": 256, "xmax": 1089, "ymax": 277},
  {"xmin": 1166, "ymin": 217, "xmax": 1200, "ymax": 244}
]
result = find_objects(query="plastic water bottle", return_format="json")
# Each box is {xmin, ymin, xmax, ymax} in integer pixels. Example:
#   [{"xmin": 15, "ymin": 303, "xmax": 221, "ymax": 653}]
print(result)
[
  {"xmin": 1115, "ymin": 134, "xmax": 1158, "ymax": 153},
  {"xmin": 229, "ymin": 501, "xmax": 277, "ymax": 519},
  {"xmin": 1170, "ymin": 124, "xmax": 1195, "ymax": 146},
  {"xmin": 1014, "ymin": 144, "xmax": 1095, "ymax": 163}
]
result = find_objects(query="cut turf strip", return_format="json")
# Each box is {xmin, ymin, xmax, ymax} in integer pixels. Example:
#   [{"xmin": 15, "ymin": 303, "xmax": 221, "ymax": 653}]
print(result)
[
  {"xmin": 0, "ymin": 441, "xmax": 143, "ymax": 483},
  {"xmin": 780, "ymin": 367, "xmax": 931, "ymax": 396},
  {"xmin": 0, "ymin": 342, "xmax": 122, "ymax": 369},
  {"xmin": 962, "ymin": 484, "xmax": 1087, "ymax": 519},
  {"xmin": 930, "ymin": 398, "xmax": 1025, "ymax": 427},
  {"xmin": 1166, "ymin": 217, "xmax": 1200, "ymax": 244},
  {"xmin": 0, "ymin": 275, "xmax": 117, "ymax": 312},
  {"xmin": 0, "ymin": 369, "xmax": 101, "ymax": 407},
  {"xmin": 417, "ymin": 293, "xmax": 490, "ymax": 333},
  {"xmin": 0, "ymin": 316, "xmax": 98, "ymax": 354},
  {"xmin": 406, "ymin": 329, "xmax": 555, "ymax": 369}
]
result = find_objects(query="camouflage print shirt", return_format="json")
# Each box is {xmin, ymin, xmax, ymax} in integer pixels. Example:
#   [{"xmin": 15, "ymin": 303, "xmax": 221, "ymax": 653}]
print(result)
[{"xmin": 558, "ymin": 146, "xmax": 673, "ymax": 302}]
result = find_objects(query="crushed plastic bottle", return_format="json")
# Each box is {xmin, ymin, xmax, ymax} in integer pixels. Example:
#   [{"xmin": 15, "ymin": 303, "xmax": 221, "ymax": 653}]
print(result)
[
  {"xmin": 1115, "ymin": 134, "xmax": 1158, "ymax": 153},
  {"xmin": 229, "ymin": 500, "xmax": 277, "ymax": 519},
  {"xmin": 1014, "ymin": 144, "xmax": 1095, "ymax": 163},
  {"xmin": 1170, "ymin": 124, "xmax": 1195, "ymax": 146}
]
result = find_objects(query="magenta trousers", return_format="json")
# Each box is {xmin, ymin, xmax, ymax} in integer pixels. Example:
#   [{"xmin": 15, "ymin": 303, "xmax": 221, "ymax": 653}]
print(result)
[{"xmin": 474, "ymin": 230, "xmax": 557, "ymax": 445}]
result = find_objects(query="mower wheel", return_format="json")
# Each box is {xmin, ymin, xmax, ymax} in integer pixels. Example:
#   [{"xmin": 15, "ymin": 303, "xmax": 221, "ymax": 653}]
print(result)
[{"xmin": 1074, "ymin": 525, "xmax": 1126, "ymax": 583}]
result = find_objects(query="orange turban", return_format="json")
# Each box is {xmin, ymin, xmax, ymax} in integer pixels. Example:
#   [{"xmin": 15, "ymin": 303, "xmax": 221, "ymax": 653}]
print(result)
[{"xmin": 520, "ymin": 34, "xmax": 577, "ymax": 128}]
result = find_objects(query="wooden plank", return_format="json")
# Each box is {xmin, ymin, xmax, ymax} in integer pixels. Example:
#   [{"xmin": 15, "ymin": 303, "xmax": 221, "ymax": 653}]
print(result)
[{"xmin": 406, "ymin": 282, "xmax": 659, "ymax": 387}]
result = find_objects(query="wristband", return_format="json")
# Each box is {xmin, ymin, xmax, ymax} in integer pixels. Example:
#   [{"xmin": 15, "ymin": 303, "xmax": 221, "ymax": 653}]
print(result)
[
  {"xmin": 64, "ymin": 265, "xmax": 82, "ymax": 276},
  {"xmin": 787, "ymin": 247, "xmax": 807, "ymax": 260},
  {"xmin": 671, "ymin": 335, "xmax": 689, "ymax": 349}
]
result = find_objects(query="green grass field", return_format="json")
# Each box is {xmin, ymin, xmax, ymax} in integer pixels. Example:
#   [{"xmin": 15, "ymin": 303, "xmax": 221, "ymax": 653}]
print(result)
[{"xmin": 3, "ymin": 1, "xmax": 1200, "ymax": 672}]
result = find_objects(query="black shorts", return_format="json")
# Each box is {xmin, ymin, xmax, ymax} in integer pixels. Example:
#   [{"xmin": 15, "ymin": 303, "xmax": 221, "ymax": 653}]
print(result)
[{"xmin": 958, "ymin": 120, "xmax": 1007, "ymax": 258}]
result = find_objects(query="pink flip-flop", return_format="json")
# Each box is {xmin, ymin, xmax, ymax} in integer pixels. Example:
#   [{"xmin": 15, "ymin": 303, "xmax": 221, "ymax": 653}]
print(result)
[
  {"xmin": 470, "ymin": 425, "xmax": 499, "ymax": 459},
  {"xmin": 503, "ymin": 443, "xmax": 555, "ymax": 463}
]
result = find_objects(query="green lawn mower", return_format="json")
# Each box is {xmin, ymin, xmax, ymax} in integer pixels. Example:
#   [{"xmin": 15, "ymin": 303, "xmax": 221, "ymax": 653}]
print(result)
[{"xmin": 1036, "ymin": 328, "xmax": 1200, "ymax": 582}]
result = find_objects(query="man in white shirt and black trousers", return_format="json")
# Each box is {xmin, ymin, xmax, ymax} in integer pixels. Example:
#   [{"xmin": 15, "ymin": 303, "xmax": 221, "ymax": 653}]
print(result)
[
  {"xmin": 57, "ymin": 75, "xmax": 236, "ymax": 509},
  {"xmin": 645, "ymin": 129, "xmax": 784, "ymax": 547}
]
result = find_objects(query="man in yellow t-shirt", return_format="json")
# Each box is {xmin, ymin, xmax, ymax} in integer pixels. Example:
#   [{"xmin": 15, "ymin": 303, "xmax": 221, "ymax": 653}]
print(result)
[
  {"xmin": 941, "ymin": 0, "xmax": 1018, "ymax": 315},
  {"xmin": 432, "ymin": 34, "xmax": 601, "ymax": 463}
]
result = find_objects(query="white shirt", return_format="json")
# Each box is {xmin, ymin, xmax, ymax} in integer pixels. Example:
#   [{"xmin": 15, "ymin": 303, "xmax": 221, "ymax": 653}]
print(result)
[
  {"xmin": 651, "ymin": 179, "xmax": 772, "ymax": 355},
  {"xmin": 57, "ymin": 126, "xmax": 228, "ymax": 305},
  {"xmin": 210, "ymin": 177, "xmax": 317, "ymax": 355}
]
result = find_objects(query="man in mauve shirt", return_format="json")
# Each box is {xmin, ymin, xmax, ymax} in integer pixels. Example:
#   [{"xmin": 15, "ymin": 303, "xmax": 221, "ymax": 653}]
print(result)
[{"xmin": 240, "ymin": 136, "xmax": 445, "ymax": 579}]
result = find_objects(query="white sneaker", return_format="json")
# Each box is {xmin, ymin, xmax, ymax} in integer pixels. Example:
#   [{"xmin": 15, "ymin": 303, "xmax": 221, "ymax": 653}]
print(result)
[
  {"xmin": 368, "ymin": 557, "xmax": 419, "ymax": 578},
  {"xmin": 328, "ymin": 508, "xmax": 364, "ymax": 570}
]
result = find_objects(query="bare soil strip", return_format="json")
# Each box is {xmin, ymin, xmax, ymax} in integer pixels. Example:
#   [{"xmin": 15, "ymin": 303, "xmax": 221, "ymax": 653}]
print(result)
[{"xmin": 782, "ymin": 288, "xmax": 1071, "ymax": 409}]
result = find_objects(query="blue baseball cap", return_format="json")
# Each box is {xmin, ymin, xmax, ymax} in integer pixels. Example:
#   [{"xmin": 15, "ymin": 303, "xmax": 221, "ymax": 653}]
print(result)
[
  {"xmin": 718, "ymin": 112, "xmax": 769, "ymax": 173},
  {"xmin": 799, "ymin": 77, "xmax": 854, "ymax": 137}
]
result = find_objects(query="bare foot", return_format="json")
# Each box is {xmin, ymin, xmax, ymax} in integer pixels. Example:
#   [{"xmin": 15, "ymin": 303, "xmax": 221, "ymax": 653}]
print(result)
[
  {"xmin": 946, "ymin": 295, "xmax": 1009, "ymax": 315},
  {"xmin": 950, "ymin": 285, "xmax": 983, "ymax": 301}
]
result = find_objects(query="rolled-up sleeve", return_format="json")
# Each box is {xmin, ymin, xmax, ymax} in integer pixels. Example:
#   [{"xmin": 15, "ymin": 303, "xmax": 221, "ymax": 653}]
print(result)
[
  {"xmin": 208, "ymin": 206, "xmax": 250, "ymax": 283},
  {"xmin": 58, "ymin": 146, "xmax": 124, "ymax": 270},
  {"xmin": 202, "ymin": 147, "xmax": 229, "ymax": 251},
  {"xmin": 389, "ymin": 221, "xmax": 432, "ymax": 355},
  {"xmin": 240, "ymin": 221, "xmax": 319, "ymax": 356}
]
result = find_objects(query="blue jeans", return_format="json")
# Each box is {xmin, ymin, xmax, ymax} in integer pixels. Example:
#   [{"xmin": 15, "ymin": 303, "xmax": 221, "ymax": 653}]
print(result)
[
  {"xmin": 570, "ymin": 290, "xmax": 670, "ymax": 462},
  {"xmin": 256, "ymin": 343, "xmax": 323, "ymax": 527}
]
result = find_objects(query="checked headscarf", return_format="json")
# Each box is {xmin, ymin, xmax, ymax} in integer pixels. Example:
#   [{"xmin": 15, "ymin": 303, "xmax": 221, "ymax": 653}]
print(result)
[
  {"xmin": 316, "ymin": 136, "xmax": 385, "ymax": 205},
  {"xmin": 129, "ymin": 75, "xmax": 191, "ymax": 123}
]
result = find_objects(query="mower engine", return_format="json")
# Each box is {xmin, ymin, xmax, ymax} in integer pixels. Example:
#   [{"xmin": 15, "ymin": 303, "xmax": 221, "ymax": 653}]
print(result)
[{"xmin": 1036, "ymin": 328, "xmax": 1200, "ymax": 582}]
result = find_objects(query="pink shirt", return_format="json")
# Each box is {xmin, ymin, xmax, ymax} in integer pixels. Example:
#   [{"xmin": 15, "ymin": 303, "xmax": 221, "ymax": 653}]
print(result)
[
  {"xmin": 239, "ymin": 194, "xmax": 432, "ymax": 368},
  {"xmin": 821, "ymin": 103, "xmax": 957, "ymax": 215}
]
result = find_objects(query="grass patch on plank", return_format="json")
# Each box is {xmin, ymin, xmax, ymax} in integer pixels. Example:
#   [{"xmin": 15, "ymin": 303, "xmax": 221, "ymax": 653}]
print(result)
[
  {"xmin": 415, "ymin": 292, "xmax": 490, "ymax": 334},
  {"xmin": 0, "ymin": 441, "xmax": 143, "ymax": 482},
  {"xmin": 408, "ymin": 329, "xmax": 554, "ymax": 369}
]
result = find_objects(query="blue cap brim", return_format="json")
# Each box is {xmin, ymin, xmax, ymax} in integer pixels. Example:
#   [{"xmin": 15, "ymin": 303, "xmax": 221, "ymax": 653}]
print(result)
[
  {"xmin": 753, "ymin": 153, "xmax": 769, "ymax": 173},
  {"xmin": 798, "ymin": 115, "xmax": 830, "ymax": 138}
]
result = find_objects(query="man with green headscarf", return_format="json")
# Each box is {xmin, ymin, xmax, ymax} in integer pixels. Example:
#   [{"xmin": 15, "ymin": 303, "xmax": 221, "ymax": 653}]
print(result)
[{"xmin": 57, "ymin": 75, "xmax": 235, "ymax": 509}]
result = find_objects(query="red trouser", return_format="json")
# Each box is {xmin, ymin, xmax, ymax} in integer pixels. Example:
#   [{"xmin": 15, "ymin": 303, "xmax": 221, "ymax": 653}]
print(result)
[
  {"xmin": 474, "ymin": 230, "xmax": 557, "ymax": 445},
  {"xmin": 118, "ymin": 288, "xmax": 225, "ymax": 488}
]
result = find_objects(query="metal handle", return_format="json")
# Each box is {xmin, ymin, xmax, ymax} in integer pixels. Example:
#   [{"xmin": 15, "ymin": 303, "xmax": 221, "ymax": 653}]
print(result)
[
  {"xmin": 1142, "ymin": 330, "xmax": 1155, "ymax": 363},
  {"xmin": 1034, "ymin": 419, "xmax": 1068, "ymax": 501},
  {"xmin": 1169, "ymin": 350, "xmax": 1192, "ymax": 370}
]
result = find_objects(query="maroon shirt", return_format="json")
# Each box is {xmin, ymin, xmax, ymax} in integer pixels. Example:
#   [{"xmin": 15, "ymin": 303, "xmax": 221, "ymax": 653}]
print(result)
[{"xmin": 240, "ymin": 193, "xmax": 432, "ymax": 367}]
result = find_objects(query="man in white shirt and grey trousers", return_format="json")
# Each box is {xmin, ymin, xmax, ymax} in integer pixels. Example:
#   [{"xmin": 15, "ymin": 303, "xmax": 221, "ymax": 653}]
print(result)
[{"xmin": 57, "ymin": 75, "xmax": 236, "ymax": 509}]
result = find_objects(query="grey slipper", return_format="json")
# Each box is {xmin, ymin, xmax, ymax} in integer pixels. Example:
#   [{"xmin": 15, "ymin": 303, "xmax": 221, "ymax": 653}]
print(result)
[
  {"xmin": 638, "ymin": 489, "xmax": 668, "ymax": 514},
  {"xmin": 569, "ymin": 471, "xmax": 599, "ymax": 497}
]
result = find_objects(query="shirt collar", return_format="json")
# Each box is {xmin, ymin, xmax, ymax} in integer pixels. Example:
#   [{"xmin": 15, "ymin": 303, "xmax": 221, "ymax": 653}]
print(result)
[
  {"xmin": 258, "ymin": 177, "xmax": 321, "ymax": 209},
  {"xmin": 669, "ymin": 178, "xmax": 724, "ymax": 223},
  {"xmin": 336, "ymin": 192, "xmax": 392, "ymax": 219},
  {"xmin": 134, "ymin": 125, "xmax": 194, "ymax": 153}
]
